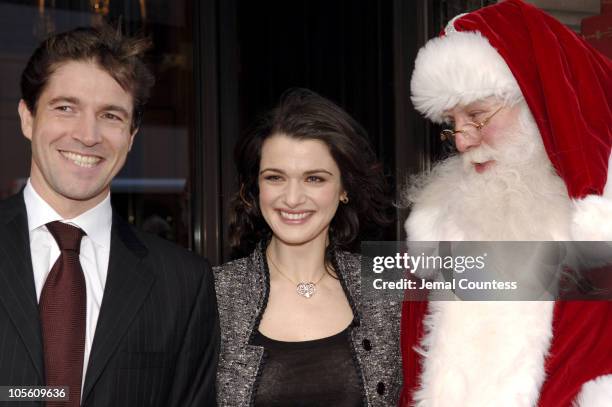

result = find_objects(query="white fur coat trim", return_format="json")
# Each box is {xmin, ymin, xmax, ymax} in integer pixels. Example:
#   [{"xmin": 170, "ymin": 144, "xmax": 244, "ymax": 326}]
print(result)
[
  {"xmin": 573, "ymin": 375, "xmax": 612, "ymax": 407},
  {"xmin": 410, "ymin": 30, "xmax": 522, "ymax": 124},
  {"xmin": 571, "ymin": 151, "xmax": 612, "ymax": 241},
  {"xmin": 413, "ymin": 301, "xmax": 554, "ymax": 407}
]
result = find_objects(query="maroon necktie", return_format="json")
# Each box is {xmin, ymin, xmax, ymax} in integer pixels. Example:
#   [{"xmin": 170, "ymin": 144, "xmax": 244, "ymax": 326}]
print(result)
[{"xmin": 39, "ymin": 221, "xmax": 86, "ymax": 407}]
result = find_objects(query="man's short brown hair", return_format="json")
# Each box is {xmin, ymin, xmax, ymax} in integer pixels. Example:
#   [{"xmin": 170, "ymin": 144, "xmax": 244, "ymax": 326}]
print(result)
[{"xmin": 20, "ymin": 23, "xmax": 154, "ymax": 131}]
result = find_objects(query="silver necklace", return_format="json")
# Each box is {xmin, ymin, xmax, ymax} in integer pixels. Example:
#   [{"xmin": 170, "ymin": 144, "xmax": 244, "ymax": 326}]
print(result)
[{"xmin": 267, "ymin": 255, "xmax": 326, "ymax": 299}]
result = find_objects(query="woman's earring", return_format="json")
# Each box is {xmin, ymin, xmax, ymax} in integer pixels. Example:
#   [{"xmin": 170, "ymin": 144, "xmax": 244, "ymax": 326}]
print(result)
[{"xmin": 340, "ymin": 194, "xmax": 349, "ymax": 204}]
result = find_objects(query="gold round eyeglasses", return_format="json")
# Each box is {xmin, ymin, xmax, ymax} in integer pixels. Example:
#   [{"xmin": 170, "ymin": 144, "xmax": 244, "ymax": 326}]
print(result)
[{"xmin": 440, "ymin": 105, "xmax": 504, "ymax": 144}]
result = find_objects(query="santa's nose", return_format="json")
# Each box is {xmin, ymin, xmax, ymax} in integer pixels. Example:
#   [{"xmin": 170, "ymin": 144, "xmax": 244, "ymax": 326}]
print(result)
[{"xmin": 455, "ymin": 131, "xmax": 480, "ymax": 152}]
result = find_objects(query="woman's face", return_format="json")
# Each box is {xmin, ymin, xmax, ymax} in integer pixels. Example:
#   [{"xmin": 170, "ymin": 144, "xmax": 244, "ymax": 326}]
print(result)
[{"xmin": 258, "ymin": 134, "xmax": 346, "ymax": 247}]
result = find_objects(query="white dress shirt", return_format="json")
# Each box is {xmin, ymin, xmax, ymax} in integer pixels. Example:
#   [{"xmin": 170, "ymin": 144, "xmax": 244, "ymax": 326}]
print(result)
[{"xmin": 24, "ymin": 180, "xmax": 112, "ymax": 390}]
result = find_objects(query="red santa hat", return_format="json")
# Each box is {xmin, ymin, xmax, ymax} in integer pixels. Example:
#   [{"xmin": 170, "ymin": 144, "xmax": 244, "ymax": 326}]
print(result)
[{"xmin": 410, "ymin": 0, "xmax": 612, "ymax": 240}]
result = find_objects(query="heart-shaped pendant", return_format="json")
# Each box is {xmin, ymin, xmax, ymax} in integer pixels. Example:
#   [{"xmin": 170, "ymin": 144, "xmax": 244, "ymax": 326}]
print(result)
[{"xmin": 296, "ymin": 282, "xmax": 316, "ymax": 298}]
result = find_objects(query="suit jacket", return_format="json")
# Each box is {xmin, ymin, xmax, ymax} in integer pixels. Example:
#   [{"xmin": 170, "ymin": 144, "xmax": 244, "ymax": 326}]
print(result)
[
  {"xmin": 0, "ymin": 193, "xmax": 220, "ymax": 406},
  {"xmin": 213, "ymin": 243, "xmax": 403, "ymax": 406}
]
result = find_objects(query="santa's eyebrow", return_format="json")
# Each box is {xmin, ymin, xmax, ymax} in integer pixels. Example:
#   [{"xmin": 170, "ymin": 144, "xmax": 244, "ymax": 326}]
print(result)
[
  {"xmin": 465, "ymin": 100, "xmax": 491, "ymax": 110},
  {"xmin": 467, "ymin": 107, "xmax": 485, "ymax": 112}
]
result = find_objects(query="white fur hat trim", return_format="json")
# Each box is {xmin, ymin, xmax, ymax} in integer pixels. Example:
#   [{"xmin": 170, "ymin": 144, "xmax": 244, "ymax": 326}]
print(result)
[{"xmin": 410, "ymin": 30, "xmax": 522, "ymax": 123}]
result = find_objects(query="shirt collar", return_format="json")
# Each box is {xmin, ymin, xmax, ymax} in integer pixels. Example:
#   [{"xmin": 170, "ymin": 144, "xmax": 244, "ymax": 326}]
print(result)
[{"xmin": 23, "ymin": 179, "xmax": 113, "ymax": 249}]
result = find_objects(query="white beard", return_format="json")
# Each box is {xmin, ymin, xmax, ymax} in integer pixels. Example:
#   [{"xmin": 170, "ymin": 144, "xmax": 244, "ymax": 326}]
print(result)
[
  {"xmin": 405, "ymin": 104, "xmax": 572, "ymax": 241},
  {"xmin": 404, "ymin": 104, "xmax": 574, "ymax": 407}
]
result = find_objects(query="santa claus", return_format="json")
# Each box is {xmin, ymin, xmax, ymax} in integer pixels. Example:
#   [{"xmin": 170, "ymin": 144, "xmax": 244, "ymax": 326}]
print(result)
[{"xmin": 400, "ymin": 1, "xmax": 612, "ymax": 406}]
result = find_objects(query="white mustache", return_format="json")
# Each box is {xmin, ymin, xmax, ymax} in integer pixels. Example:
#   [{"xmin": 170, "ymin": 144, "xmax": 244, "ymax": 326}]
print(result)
[
  {"xmin": 462, "ymin": 144, "xmax": 497, "ymax": 171},
  {"xmin": 460, "ymin": 121, "xmax": 542, "ymax": 174}
]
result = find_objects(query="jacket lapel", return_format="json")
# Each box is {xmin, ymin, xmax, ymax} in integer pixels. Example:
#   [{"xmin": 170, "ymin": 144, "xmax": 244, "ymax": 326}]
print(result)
[
  {"xmin": 333, "ymin": 251, "xmax": 362, "ymax": 326},
  {"xmin": 82, "ymin": 214, "xmax": 154, "ymax": 402},
  {"xmin": 0, "ymin": 194, "xmax": 45, "ymax": 381}
]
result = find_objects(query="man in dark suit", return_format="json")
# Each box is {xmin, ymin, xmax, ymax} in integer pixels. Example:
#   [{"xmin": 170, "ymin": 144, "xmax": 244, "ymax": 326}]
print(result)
[{"xmin": 0, "ymin": 25, "xmax": 219, "ymax": 406}]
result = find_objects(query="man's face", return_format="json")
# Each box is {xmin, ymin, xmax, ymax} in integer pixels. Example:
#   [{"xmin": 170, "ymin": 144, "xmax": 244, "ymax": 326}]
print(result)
[
  {"xmin": 18, "ymin": 60, "xmax": 136, "ymax": 217},
  {"xmin": 442, "ymin": 99, "xmax": 522, "ymax": 174}
]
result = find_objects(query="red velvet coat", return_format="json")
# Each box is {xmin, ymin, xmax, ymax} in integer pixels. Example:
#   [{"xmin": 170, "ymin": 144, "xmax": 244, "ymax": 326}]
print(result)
[{"xmin": 400, "ymin": 300, "xmax": 612, "ymax": 406}]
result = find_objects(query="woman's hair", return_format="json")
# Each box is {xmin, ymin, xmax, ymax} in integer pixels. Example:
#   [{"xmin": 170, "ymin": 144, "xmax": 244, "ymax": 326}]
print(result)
[{"xmin": 229, "ymin": 88, "xmax": 391, "ymax": 258}]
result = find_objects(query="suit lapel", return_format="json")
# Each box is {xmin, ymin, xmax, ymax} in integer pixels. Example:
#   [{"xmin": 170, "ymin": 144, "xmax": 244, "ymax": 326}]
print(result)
[
  {"xmin": 82, "ymin": 214, "xmax": 154, "ymax": 402},
  {"xmin": 0, "ymin": 194, "xmax": 44, "ymax": 381}
]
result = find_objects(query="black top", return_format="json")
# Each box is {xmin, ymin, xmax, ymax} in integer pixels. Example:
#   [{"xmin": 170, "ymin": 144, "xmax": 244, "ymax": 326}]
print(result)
[{"xmin": 252, "ymin": 326, "xmax": 363, "ymax": 406}]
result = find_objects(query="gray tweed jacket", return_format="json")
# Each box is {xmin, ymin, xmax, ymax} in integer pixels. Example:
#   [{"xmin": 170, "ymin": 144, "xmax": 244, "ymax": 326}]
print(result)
[{"xmin": 213, "ymin": 243, "xmax": 403, "ymax": 406}]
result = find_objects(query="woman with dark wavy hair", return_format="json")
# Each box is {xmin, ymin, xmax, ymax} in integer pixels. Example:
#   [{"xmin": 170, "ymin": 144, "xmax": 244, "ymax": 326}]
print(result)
[{"xmin": 214, "ymin": 88, "xmax": 402, "ymax": 406}]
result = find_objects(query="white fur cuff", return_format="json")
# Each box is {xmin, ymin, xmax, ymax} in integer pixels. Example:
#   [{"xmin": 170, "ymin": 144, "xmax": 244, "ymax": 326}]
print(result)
[
  {"xmin": 571, "ymin": 195, "xmax": 612, "ymax": 241},
  {"xmin": 573, "ymin": 375, "xmax": 612, "ymax": 407}
]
